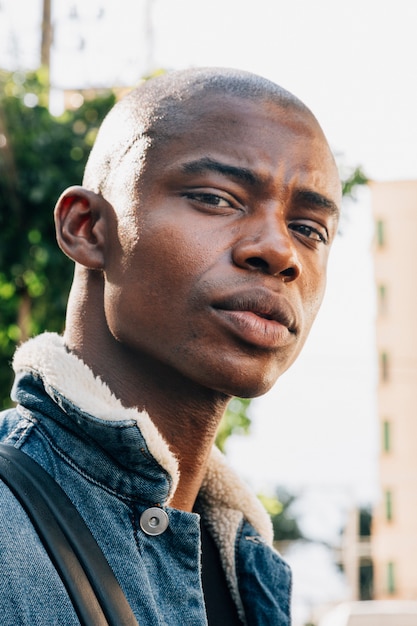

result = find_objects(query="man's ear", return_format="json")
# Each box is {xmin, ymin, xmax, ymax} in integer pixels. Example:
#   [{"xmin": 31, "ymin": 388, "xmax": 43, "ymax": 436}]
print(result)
[{"xmin": 54, "ymin": 186, "xmax": 108, "ymax": 269}]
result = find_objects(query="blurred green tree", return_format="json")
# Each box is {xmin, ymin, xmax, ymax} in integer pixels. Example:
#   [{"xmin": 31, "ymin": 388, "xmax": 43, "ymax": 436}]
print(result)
[
  {"xmin": 341, "ymin": 165, "xmax": 369, "ymax": 199},
  {"xmin": 0, "ymin": 68, "xmax": 115, "ymax": 407},
  {"xmin": 216, "ymin": 397, "xmax": 252, "ymax": 453},
  {"xmin": 260, "ymin": 489, "xmax": 304, "ymax": 541}
]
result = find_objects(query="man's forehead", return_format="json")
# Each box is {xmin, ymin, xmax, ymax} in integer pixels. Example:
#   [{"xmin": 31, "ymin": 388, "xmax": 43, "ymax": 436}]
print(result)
[
  {"xmin": 143, "ymin": 92, "xmax": 320, "ymax": 161},
  {"xmin": 147, "ymin": 93, "xmax": 325, "ymax": 158}
]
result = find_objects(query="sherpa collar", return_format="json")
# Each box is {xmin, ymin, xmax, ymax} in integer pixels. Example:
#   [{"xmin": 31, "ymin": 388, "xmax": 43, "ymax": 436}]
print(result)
[{"xmin": 12, "ymin": 332, "xmax": 273, "ymax": 546}]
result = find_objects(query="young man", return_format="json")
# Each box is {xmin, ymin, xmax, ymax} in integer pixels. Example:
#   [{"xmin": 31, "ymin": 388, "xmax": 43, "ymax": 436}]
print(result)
[{"xmin": 0, "ymin": 67, "xmax": 341, "ymax": 625}]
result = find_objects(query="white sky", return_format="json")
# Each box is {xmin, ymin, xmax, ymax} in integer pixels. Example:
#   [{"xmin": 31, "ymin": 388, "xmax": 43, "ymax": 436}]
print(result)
[
  {"xmin": 2, "ymin": 0, "xmax": 417, "ymax": 180},
  {"xmin": 2, "ymin": 1, "xmax": 416, "ymax": 617}
]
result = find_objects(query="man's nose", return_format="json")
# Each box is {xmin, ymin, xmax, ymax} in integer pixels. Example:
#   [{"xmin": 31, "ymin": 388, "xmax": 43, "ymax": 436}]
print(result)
[{"xmin": 232, "ymin": 214, "xmax": 302, "ymax": 282}]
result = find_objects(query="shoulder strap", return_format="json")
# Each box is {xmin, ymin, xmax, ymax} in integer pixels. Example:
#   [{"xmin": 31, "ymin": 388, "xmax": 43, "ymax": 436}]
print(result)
[{"xmin": 0, "ymin": 443, "xmax": 139, "ymax": 626}]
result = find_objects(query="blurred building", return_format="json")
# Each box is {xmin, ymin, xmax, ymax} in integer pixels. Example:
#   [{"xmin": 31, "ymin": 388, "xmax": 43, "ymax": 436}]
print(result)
[
  {"xmin": 339, "ymin": 507, "xmax": 373, "ymax": 601},
  {"xmin": 370, "ymin": 180, "xmax": 417, "ymax": 599}
]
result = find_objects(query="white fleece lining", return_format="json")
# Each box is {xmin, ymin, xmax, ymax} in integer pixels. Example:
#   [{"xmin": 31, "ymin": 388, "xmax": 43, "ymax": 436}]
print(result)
[
  {"xmin": 13, "ymin": 332, "xmax": 181, "ymax": 496},
  {"xmin": 201, "ymin": 446, "xmax": 273, "ymax": 544},
  {"xmin": 199, "ymin": 447, "xmax": 274, "ymax": 622},
  {"xmin": 13, "ymin": 332, "xmax": 274, "ymax": 618}
]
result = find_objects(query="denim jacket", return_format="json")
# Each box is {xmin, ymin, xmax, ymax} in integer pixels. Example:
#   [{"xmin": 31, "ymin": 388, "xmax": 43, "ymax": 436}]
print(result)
[{"xmin": 0, "ymin": 333, "xmax": 291, "ymax": 625}]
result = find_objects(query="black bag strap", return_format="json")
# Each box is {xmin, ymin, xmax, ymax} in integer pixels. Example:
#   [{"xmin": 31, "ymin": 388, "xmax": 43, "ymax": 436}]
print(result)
[{"xmin": 0, "ymin": 443, "xmax": 139, "ymax": 626}]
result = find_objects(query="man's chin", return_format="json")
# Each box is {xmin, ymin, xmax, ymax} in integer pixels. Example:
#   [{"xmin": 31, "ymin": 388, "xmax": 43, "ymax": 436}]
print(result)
[{"xmin": 216, "ymin": 371, "xmax": 283, "ymax": 400}]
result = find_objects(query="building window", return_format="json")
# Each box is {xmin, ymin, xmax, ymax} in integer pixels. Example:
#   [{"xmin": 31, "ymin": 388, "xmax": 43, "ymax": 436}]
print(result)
[
  {"xmin": 378, "ymin": 284, "xmax": 388, "ymax": 315},
  {"xmin": 381, "ymin": 352, "xmax": 389, "ymax": 382},
  {"xmin": 376, "ymin": 219, "xmax": 386, "ymax": 247},
  {"xmin": 359, "ymin": 560, "xmax": 374, "ymax": 600},
  {"xmin": 383, "ymin": 420, "xmax": 391, "ymax": 453},
  {"xmin": 385, "ymin": 490, "xmax": 393, "ymax": 521},
  {"xmin": 387, "ymin": 561, "xmax": 395, "ymax": 594},
  {"xmin": 359, "ymin": 508, "xmax": 372, "ymax": 536}
]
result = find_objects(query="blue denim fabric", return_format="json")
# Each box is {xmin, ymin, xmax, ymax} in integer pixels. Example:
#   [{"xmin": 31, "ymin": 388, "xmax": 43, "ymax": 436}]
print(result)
[{"xmin": 0, "ymin": 371, "xmax": 291, "ymax": 625}]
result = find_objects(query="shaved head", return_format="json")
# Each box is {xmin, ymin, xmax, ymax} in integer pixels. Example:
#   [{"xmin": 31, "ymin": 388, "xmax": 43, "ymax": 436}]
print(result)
[{"xmin": 82, "ymin": 67, "xmax": 319, "ymax": 204}]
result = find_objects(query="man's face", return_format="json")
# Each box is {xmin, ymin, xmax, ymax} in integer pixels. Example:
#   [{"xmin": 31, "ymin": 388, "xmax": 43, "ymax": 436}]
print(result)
[{"xmin": 103, "ymin": 95, "xmax": 341, "ymax": 398}]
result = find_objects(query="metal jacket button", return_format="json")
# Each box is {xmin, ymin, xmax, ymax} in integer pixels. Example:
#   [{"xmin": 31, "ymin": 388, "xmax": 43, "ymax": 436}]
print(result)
[{"xmin": 140, "ymin": 507, "xmax": 169, "ymax": 536}]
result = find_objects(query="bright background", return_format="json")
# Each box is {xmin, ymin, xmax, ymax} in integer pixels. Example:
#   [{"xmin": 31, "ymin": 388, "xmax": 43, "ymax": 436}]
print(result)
[{"xmin": 2, "ymin": 1, "xmax": 416, "ymax": 622}]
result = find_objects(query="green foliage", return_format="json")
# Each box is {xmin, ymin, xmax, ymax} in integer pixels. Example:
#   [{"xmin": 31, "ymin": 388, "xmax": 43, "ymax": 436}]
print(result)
[
  {"xmin": 0, "ymin": 68, "xmax": 115, "ymax": 408},
  {"xmin": 259, "ymin": 489, "xmax": 304, "ymax": 542},
  {"xmin": 341, "ymin": 164, "xmax": 368, "ymax": 199},
  {"xmin": 216, "ymin": 397, "xmax": 251, "ymax": 453},
  {"xmin": 258, "ymin": 493, "xmax": 284, "ymax": 516},
  {"xmin": 269, "ymin": 489, "xmax": 304, "ymax": 541}
]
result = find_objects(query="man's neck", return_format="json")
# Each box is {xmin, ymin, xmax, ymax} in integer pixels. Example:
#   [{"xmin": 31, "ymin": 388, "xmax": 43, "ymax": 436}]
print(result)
[
  {"xmin": 107, "ymin": 363, "xmax": 228, "ymax": 512},
  {"xmin": 64, "ymin": 298, "xmax": 230, "ymax": 512}
]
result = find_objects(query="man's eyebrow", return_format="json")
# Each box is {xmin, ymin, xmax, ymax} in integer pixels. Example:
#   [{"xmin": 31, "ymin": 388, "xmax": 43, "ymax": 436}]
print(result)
[
  {"xmin": 180, "ymin": 158, "xmax": 340, "ymax": 217},
  {"xmin": 295, "ymin": 188, "xmax": 340, "ymax": 218},
  {"xmin": 181, "ymin": 157, "xmax": 260, "ymax": 186}
]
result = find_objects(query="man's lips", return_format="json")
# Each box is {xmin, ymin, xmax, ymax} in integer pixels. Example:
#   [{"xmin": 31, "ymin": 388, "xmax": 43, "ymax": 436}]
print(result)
[{"xmin": 211, "ymin": 290, "xmax": 297, "ymax": 349}]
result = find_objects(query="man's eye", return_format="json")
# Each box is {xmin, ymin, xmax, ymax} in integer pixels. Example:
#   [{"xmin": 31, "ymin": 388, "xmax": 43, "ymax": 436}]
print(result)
[
  {"xmin": 184, "ymin": 192, "xmax": 232, "ymax": 208},
  {"xmin": 289, "ymin": 223, "xmax": 328, "ymax": 244}
]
